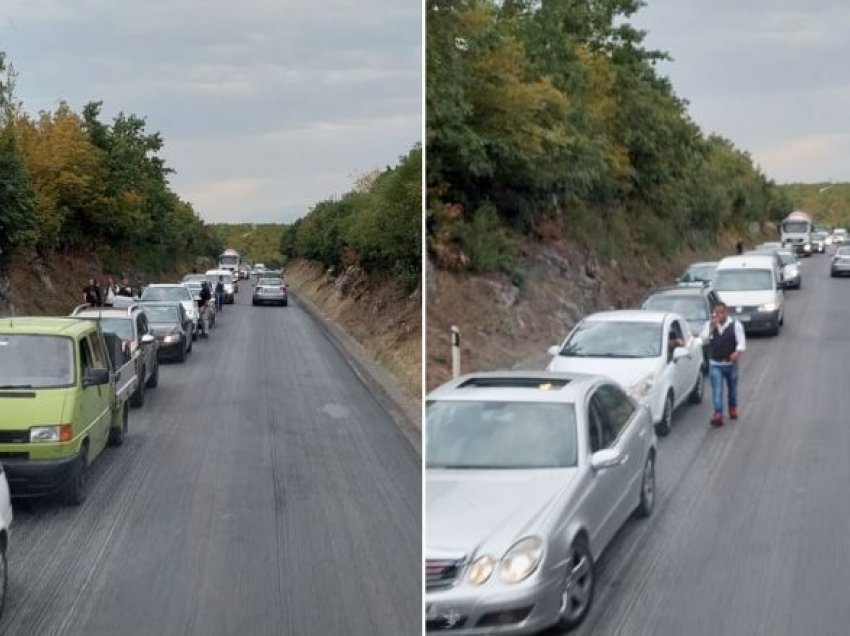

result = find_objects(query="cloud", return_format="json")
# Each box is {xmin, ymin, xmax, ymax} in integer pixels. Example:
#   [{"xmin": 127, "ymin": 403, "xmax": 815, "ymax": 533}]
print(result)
[{"xmin": 0, "ymin": 0, "xmax": 421, "ymax": 221}]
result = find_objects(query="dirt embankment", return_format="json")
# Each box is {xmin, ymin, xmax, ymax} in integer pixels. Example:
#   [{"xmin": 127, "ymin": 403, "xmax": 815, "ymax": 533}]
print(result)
[
  {"xmin": 284, "ymin": 260, "xmax": 421, "ymax": 408},
  {"xmin": 427, "ymin": 233, "xmax": 764, "ymax": 391},
  {"xmin": 0, "ymin": 249, "xmax": 208, "ymax": 317}
]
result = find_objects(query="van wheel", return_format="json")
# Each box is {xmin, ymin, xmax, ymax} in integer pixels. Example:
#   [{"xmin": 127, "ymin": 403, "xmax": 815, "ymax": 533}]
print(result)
[
  {"xmin": 64, "ymin": 448, "xmax": 87, "ymax": 506},
  {"xmin": 146, "ymin": 360, "xmax": 159, "ymax": 388},
  {"xmin": 130, "ymin": 368, "xmax": 145, "ymax": 407},
  {"xmin": 109, "ymin": 404, "xmax": 129, "ymax": 447}
]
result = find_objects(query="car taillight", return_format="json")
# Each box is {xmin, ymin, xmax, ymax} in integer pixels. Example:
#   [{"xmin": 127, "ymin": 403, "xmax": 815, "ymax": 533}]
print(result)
[{"xmin": 59, "ymin": 424, "xmax": 74, "ymax": 442}]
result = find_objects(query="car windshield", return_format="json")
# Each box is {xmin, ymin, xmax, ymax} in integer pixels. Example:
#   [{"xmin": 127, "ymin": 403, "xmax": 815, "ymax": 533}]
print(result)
[
  {"xmin": 836, "ymin": 248, "xmax": 850, "ymax": 256},
  {"xmin": 426, "ymin": 401, "xmax": 578, "ymax": 469},
  {"xmin": 98, "ymin": 318, "xmax": 133, "ymax": 341},
  {"xmin": 681, "ymin": 265, "xmax": 716, "ymax": 282},
  {"xmin": 144, "ymin": 306, "xmax": 179, "ymax": 323},
  {"xmin": 813, "ymin": 232, "xmax": 828, "ymax": 240},
  {"xmin": 782, "ymin": 221, "xmax": 809, "ymax": 233},
  {"xmin": 643, "ymin": 295, "xmax": 709, "ymax": 322},
  {"xmin": 141, "ymin": 287, "xmax": 189, "ymax": 302},
  {"xmin": 559, "ymin": 320, "xmax": 661, "ymax": 358},
  {"xmin": 0, "ymin": 335, "xmax": 75, "ymax": 388},
  {"xmin": 777, "ymin": 252, "xmax": 796, "ymax": 265},
  {"xmin": 259, "ymin": 278, "xmax": 283, "ymax": 286},
  {"xmin": 714, "ymin": 269, "xmax": 773, "ymax": 291}
]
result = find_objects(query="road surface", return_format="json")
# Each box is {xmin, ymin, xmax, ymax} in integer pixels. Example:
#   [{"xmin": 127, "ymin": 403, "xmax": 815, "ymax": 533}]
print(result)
[
  {"xmin": 563, "ymin": 254, "xmax": 850, "ymax": 636},
  {"xmin": 2, "ymin": 283, "xmax": 421, "ymax": 635}
]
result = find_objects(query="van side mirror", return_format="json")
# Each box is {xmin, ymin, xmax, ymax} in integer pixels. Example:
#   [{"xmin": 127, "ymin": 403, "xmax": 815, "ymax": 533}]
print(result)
[
  {"xmin": 548, "ymin": 345, "xmax": 561, "ymax": 357},
  {"xmin": 590, "ymin": 448, "xmax": 624, "ymax": 470},
  {"xmin": 672, "ymin": 347, "xmax": 690, "ymax": 362},
  {"xmin": 83, "ymin": 368, "xmax": 110, "ymax": 387}
]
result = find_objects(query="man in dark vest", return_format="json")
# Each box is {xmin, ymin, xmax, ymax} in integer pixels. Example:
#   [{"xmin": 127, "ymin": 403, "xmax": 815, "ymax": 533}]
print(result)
[{"xmin": 699, "ymin": 301, "xmax": 746, "ymax": 427}]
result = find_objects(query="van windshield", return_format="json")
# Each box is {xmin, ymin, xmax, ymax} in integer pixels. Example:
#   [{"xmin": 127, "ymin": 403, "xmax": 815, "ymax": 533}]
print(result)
[
  {"xmin": 0, "ymin": 335, "xmax": 75, "ymax": 388},
  {"xmin": 714, "ymin": 269, "xmax": 773, "ymax": 292},
  {"xmin": 782, "ymin": 221, "xmax": 809, "ymax": 233}
]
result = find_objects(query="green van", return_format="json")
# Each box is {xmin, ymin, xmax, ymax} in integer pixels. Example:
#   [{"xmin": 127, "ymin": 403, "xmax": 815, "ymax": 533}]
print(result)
[{"xmin": 0, "ymin": 317, "xmax": 135, "ymax": 504}]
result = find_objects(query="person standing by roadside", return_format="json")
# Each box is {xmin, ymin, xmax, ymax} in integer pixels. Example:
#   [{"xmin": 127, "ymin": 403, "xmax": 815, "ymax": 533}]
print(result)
[
  {"xmin": 699, "ymin": 301, "xmax": 746, "ymax": 427},
  {"xmin": 117, "ymin": 278, "xmax": 134, "ymax": 297},
  {"xmin": 83, "ymin": 278, "xmax": 100, "ymax": 307},
  {"xmin": 103, "ymin": 277, "xmax": 117, "ymax": 307},
  {"xmin": 735, "ymin": 238, "xmax": 744, "ymax": 255},
  {"xmin": 214, "ymin": 276, "xmax": 225, "ymax": 312}
]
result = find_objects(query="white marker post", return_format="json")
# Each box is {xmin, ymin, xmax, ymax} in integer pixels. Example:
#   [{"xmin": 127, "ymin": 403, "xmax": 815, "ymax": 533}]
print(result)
[{"xmin": 451, "ymin": 326, "xmax": 461, "ymax": 378}]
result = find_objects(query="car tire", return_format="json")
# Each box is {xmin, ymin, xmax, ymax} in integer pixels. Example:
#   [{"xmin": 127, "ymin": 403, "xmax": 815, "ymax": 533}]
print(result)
[
  {"xmin": 282, "ymin": 299, "xmax": 288, "ymax": 307},
  {"xmin": 129, "ymin": 367, "xmax": 145, "ymax": 408},
  {"xmin": 634, "ymin": 453, "xmax": 655, "ymax": 519},
  {"xmin": 688, "ymin": 370, "xmax": 704, "ymax": 404},
  {"xmin": 187, "ymin": 337, "xmax": 193, "ymax": 354},
  {"xmin": 554, "ymin": 537, "xmax": 595, "ymax": 632},
  {"xmin": 146, "ymin": 360, "xmax": 159, "ymax": 388},
  {"xmin": 655, "ymin": 392, "xmax": 673, "ymax": 437},
  {"xmin": 63, "ymin": 447, "xmax": 87, "ymax": 506},
  {"xmin": 177, "ymin": 343, "xmax": 187, "ymax": 363},
  {"xmin": 109, "ymin": 403, "xmax": 129, "ymax": 447}
]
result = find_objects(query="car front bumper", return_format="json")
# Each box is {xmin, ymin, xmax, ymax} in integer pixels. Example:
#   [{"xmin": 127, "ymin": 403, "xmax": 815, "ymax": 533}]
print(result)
[
  {"xmin": 425, "ymin": 575, "xmax": 565, "ymax": 634},
  {"xmin": 156, "ymin": 338, "xmax": 185, "ymax": 359},
  {"xmin": 733, "ymin": 308, "xmax": 780, "ymax": 333},
  {"xmin": 2, "ymin": 453, "xmax": 80, "ymax": 498}
]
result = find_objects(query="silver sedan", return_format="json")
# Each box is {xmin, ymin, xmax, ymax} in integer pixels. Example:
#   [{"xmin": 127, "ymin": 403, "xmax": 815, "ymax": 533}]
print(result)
[{"xmin": 425, "ymin": 371, "xmax": 657, "ymax": 634}]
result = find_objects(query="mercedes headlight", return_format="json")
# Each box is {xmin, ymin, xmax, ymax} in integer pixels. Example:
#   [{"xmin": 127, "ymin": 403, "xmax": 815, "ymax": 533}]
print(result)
[
  {"xmin": 164, "ymin": 334, "xmax": 180, "ymax": 343},
  {"xmin": 627, "ymin": 373, "xmax": 655, "ymax": 400},
  {"xmin": 759, "ymin": 302, "xmax": 777, "ymax": 312},
  {"xmin": 467, "ymin": 555, "xmax": 495, "ymax": 586},
  {"xmin": 499, "ymin": 537, "xmax": 544, "ymax": 584}
]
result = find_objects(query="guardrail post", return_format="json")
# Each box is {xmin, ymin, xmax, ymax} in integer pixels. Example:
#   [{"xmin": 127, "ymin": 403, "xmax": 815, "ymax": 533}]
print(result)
[{"xmin": 451, "ymin": 326, "xmax": 461, "ymax": 378}]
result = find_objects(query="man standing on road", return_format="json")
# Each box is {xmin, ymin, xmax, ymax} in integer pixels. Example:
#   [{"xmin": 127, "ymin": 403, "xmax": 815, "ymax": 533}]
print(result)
[
  {"xmin": 699, "ymin": 301, "xmax": 746, "ymax": 427},
  {"xmin": 214, "ymin": 276, "xmax": 225, "ymax": 312}
]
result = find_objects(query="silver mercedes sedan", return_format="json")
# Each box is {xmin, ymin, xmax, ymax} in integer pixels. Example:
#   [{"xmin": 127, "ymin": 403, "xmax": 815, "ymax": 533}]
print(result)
[{"xmin": 425, "ymin": 371, "xmax": 657, "ymax": 634}]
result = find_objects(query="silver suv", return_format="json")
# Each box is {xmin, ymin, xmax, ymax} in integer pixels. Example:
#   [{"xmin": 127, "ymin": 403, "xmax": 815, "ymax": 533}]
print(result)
[
  {"xmin": 70, "ymin": 304, "xmax": 160, "ymax": 407},
  {"xmin": 425, "ymin": 371, "xmax": 656, "ymax": 634}
]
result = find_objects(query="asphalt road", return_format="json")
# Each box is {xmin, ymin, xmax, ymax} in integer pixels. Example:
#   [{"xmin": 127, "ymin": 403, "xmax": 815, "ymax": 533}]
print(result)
[
  {"xmin": 562, "ymin": 253, "xmax": 850, "ymax": 636},
  {"xmin": 1, "ymin": 282, "xmax": 421, "ymax": 635}
]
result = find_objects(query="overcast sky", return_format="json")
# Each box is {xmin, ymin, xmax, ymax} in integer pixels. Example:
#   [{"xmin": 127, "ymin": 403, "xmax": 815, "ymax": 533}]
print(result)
[
  {"xmin": 0, "ymin": 0, "xmax": 421, "ymax": 223},
  {"xmin": 633, "ymin": 0, "xmax": 850, "ymax": 184}
]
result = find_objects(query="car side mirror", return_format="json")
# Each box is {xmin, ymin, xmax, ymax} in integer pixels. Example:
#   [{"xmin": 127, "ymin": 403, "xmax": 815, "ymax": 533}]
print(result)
[
  {"xmin": 83, "ymin": 368, "xmax": 110, "ymax": 387},
  {"xmin": 590, "ymin": 448, "xmax": 624, "ymax": 471},
  {"xmin": 548, "ymin": 345, "xmax": 560, "ymax": 357},
  {"xmin": 672, "ymin": 347, "xmax": 690, "ymax": 362},
  {"xmin": 141, "ymin": 334, "xmax": 155, "ymax": 345}
]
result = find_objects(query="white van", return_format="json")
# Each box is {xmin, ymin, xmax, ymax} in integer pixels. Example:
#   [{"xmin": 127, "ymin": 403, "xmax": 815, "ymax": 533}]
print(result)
[{"xmin": 713, "ymin": 255, "xmax": 784, "ymax": 336}]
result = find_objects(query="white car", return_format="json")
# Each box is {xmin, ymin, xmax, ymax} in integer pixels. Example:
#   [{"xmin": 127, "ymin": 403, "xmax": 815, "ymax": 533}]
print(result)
[
  {"xmin": 547, "ymin": 310, "xmax": 704, "ymax": 436},
  {"xmin": 0, "ymin": 464, "xmax": 12, "ymax": 617}
]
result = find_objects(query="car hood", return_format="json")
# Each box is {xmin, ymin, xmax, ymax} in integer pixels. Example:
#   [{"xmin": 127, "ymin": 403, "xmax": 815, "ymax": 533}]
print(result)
[
  {"xmin": 426, "ymin": 469, "xmax": 579, "ymax": 558},
  {"xmin": 547, "ymin": 355, "xmax": 661, "ymax": 390},
  {"xmin": 715, "ymin": 289, "xmax": 775, "ymax": 307}
]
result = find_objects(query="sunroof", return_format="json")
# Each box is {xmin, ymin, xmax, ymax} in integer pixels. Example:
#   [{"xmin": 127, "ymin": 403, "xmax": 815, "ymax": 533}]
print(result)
[{"xmin": 458, "ymin": 377, "xmax": 571, "ymax": 389}]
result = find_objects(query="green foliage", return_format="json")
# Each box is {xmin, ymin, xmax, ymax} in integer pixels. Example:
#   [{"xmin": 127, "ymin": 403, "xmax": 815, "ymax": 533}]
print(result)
[
  {"xmin": 281, "ymin": 146, "xmax": 422, "ymax": 290},
  {"xmin": 460, "ymin": 203, "xmax": 517, "ymax": 272},
  {"xmin": 0, "ymin": 53, "xmax": 221, "ymax": 273},
  {"xmin": 778, "ymin": 183, "xmax": 850, "ymax": 229},
  {"xmin": 427, "ymin": 1, "xmax": 793, "ymax": 269},
  {"xmin": 0, "ymin": 123, "xmax": 37, "ymax": 251},
  {"xmin": 211, "ymin": 223, "xmax": 286, "ymax": 268}
]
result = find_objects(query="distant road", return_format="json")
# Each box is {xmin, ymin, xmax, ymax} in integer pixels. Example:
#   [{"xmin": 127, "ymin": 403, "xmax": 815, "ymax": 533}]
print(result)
[
  {"xmin": 1, "ymin": 283, "xmax": 421, "ymax": 635},
  {"xmin": 563, "ymin": 254, "xmax": 850, "ymax": 636}
]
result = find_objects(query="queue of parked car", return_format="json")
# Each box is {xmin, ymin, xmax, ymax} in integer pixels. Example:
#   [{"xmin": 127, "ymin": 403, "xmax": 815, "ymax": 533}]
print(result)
[
  {"xmin": 0, "ymin": 265, "xmax": 289, "ymax": 618},
  {"xmin": 424, "ymin": 234, "xmax": 840, "ymax": 635}
]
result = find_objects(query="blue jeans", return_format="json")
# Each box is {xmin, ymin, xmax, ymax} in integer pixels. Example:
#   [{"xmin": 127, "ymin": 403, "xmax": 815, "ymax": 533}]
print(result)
[
  {"xmin": 709, "ymin": 362, "xmax": 738, "ymax": 414},
  {"xmin": 215, "ymin": 291, "xmax": 224, "ymax": 311}
]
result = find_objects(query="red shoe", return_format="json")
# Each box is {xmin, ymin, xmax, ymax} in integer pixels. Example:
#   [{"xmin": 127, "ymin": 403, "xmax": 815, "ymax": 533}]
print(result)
[
  {"xmin": 729, "ymin": 406, "xmax": 738, "ymax": 420},
  {"xmin": 710, "ymin": 412, "xmax": 724, "ymax": 427}
]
